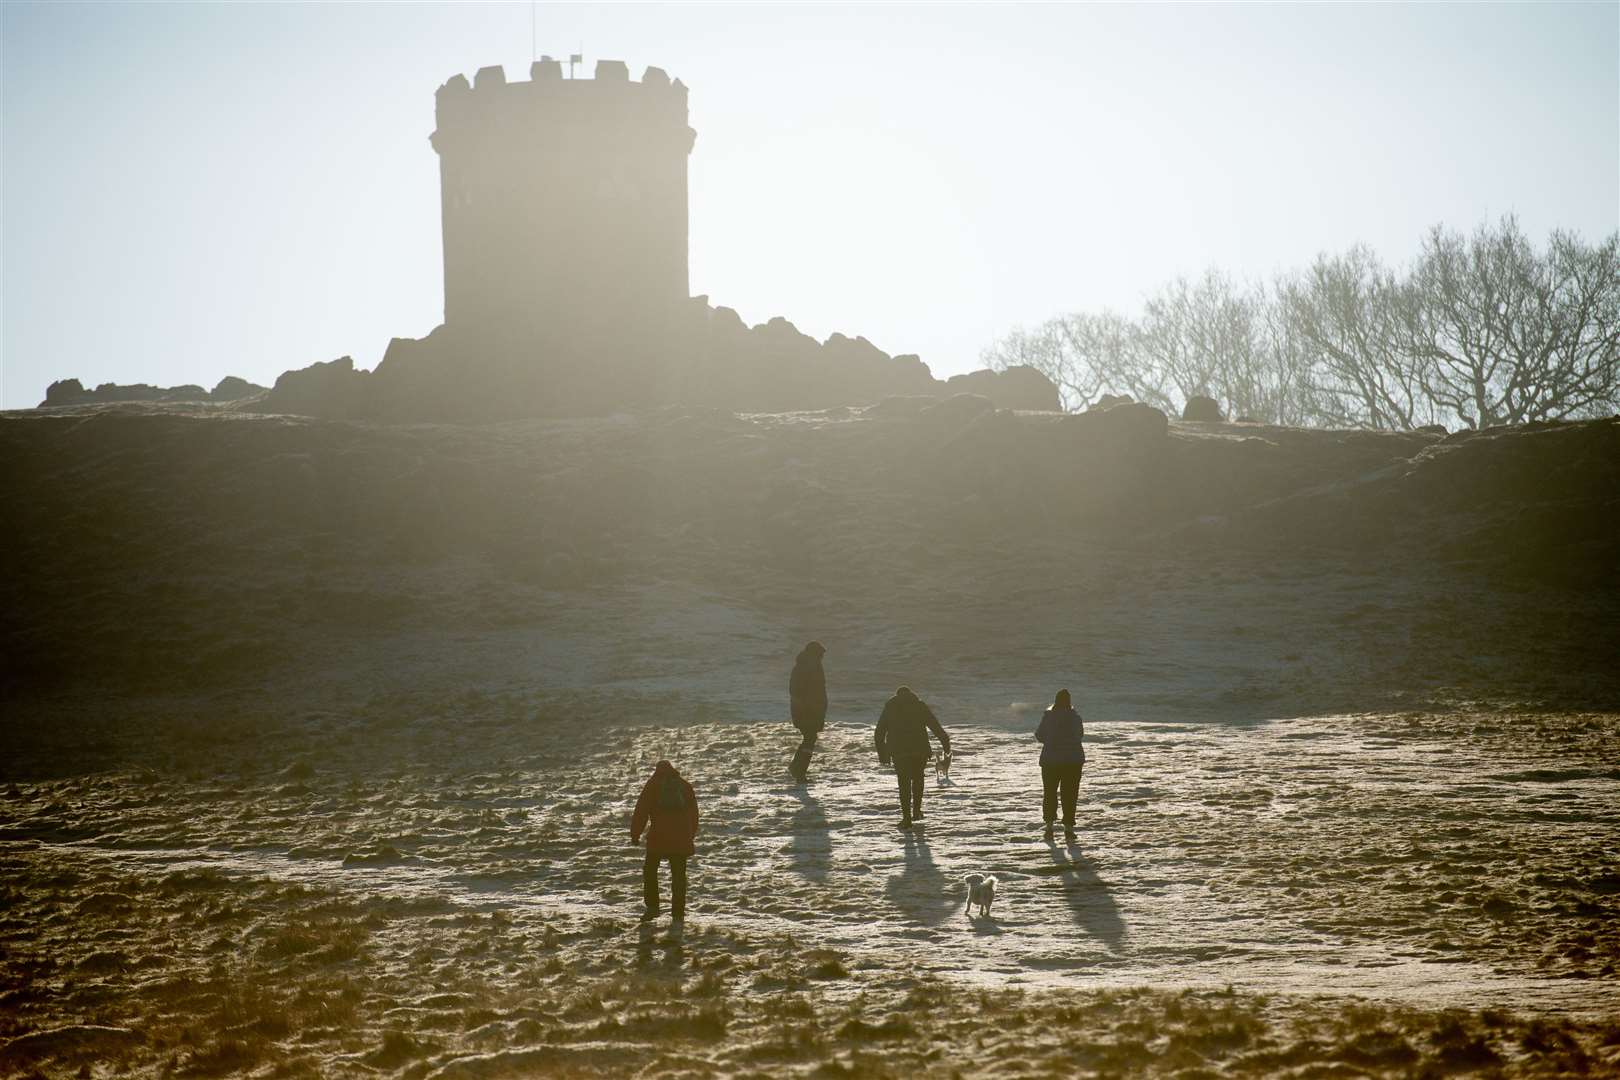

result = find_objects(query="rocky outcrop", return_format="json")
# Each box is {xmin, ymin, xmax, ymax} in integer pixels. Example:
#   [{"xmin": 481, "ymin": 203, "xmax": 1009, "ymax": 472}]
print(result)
[
  {"xmin": 210, "ymin": 376, "xmax": 267, "ymax": 401},
  {"xmin": 943, "ymin": 366, "xmax": 1061, "ymax": 411},
  {"xmin": 239, "ymin": 303, "xmax": 1063, "ymax": 422},
  {"xmin": 42, "ymin": 379, "xmax": 206, "ymax": 407},
  {"xmin": 39, "ymin": 376, "xmax": 264, "ymax": 408},
  {"xmin": 1182, "ymin": 395, "xmax": 1223, "ymax": 422},
  {"xmin": 256, "ymin": 356, "xmax": 373, "ymax": 420}
]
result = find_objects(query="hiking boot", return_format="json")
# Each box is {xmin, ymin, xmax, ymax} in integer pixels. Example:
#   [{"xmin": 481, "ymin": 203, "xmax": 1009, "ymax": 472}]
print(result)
[
  {"xmin": 897, "ymin": 816, "xmax": 913, "ymax": 829},
  {"xmin": 1043, "ymin": 823, "xmax": 1056, "ymax": 842},
  {"xmin": 1063, "ymin": 826, "xmax": 1077, "ymax": 844},
  {"xmin": 912, "ymin": 808, "xmax": 925, "ymax": 821},
  {"xmin": 639, "ymin": 907, "xmax": 659, "ymax": 923}
]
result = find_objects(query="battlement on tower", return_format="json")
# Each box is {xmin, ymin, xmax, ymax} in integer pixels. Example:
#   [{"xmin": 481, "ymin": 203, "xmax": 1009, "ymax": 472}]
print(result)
[{"xmin": 431, "ymin": 60, "xmax": 693, "ymax": 152}]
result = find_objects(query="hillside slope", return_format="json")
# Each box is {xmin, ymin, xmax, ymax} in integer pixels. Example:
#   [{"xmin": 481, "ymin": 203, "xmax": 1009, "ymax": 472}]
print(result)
[{"xmin": 3, "ymin": 404, "xmax": 1617, "ymax": 747}]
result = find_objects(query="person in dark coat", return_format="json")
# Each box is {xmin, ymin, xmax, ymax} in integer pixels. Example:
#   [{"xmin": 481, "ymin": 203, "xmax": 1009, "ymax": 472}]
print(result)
[
  {"xmin": 1034, "ymin": 688, "xmax": 1085, "ymax": 842},
  {"xmin": 788, "ymin": 641, "xmax": 827, "ymax": 781},
  {"xmin": 630, "ymin": 760, "xmax": 699, "ymax": 921},
  {"xmin": 874, "ymin": 686, "xmax": 950, "ymax": 828}
]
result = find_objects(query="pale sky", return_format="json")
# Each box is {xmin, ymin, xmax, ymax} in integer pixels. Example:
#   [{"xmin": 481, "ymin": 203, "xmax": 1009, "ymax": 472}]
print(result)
[{"xmin": 3, "ymin": 2, "xmax": 1616, "ymax": 409}]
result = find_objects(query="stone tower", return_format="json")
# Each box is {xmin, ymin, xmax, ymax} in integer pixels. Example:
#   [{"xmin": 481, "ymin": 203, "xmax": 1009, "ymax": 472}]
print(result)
[{"xmin": 430, "ymin": 59, "xmax": 696, "ymax": 358}]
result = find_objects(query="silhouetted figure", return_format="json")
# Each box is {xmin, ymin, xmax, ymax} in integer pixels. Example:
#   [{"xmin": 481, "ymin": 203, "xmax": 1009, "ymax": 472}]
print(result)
[
  {"xmin": 874, "ymin": 686, "xmax": 950, "ymax": 829},
  {"xmin": 1035, "ymin": 688, "xmax": 1086, "ymax": 843},
  {"xmin": 788, "ymin": 641, "xmax": 827, "ymax": 781},
  {"xmin": 631, "ymin": 760, "xmax": 699, "ymax": 921}
]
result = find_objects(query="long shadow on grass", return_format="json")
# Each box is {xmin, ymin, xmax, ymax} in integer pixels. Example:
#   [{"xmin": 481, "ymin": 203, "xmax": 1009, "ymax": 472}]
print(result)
[
  {"xmin": 1045, "ymin": 840, "xmax": 1125, "ymax": 950},
  {"xmin": 788, "ymin": 787, "xmax": 830, "ymax": 882},
  {"xmin": 635, "ymin": 921, "xmax": 686, "ymax": 972},
  {"xmin": 885, "ymin": 830, "xmax": 956, "ymax": 926}
]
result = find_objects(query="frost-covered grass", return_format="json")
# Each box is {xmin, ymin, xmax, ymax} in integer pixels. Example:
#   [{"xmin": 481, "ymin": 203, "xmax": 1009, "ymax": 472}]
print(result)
[{"xmin": 2, "ymin": 712, "xmax": 1617, "ymax": 1076}]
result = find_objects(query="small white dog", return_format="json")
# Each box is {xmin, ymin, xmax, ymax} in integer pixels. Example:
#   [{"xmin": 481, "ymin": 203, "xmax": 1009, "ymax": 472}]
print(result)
[
  {"xmin": 964, "ymin": 873, "xmax": 997, "ymax": 918},
  {"xmin": 935, "ymin": 750, "xmax": 952, "ymax": 783}
]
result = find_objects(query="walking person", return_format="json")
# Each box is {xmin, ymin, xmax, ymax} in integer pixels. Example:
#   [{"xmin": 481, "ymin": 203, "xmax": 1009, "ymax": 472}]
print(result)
[
  {"xmin": 788, "ymin": 641, "xmax": 827, "ymax": 782},
  {"xmin": 630, "ymin": 760, "xmax": 699, "ymax": 922},
  {"xmin": 1035, "ymin": 688, "xmax": 1085, "ymax": 843},
  {"xmin": 874, "ymin": 686, "xmax": 950, "ymax": 829}
]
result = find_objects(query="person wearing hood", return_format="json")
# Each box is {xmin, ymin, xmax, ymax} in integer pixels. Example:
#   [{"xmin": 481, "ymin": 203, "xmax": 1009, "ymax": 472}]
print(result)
[
  {"xmin": 874, "ymin": 685, "xmax": 950, "ymax": 829},
  {"xmin": 630, "ymin": 760, "xmax": 699, "ymax": 921},
  {"xmin": 1034, "ymin": 688, "xmax": 1086, "ymax": 843},
  {"xmin": 788, "ymin": 641, "xmax": 828, "ymax": 781}
]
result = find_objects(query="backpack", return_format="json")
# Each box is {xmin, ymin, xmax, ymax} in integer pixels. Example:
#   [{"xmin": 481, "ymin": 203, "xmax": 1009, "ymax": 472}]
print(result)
[{"xmin": 658, "ymin": 773, "xmax": 686, "ymax": 811}]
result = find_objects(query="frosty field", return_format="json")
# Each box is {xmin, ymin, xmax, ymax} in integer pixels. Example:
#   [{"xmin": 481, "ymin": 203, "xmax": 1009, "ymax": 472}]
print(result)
[{"xmin": 3, "ymin": 708, "xmax": 1617, "ymax": 1077}]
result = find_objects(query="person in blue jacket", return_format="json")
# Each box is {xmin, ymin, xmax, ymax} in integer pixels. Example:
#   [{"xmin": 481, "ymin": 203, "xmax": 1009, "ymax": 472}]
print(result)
[{"xmin": 1034, "ymin": 688, "xmax": 1085, "ymax": 842}]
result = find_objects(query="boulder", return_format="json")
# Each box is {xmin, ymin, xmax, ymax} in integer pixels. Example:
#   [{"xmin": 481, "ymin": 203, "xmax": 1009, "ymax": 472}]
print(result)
[
  {"xmin": 1082, "ymin": 401, "xmax": 1170, "ymax": 445},
  {"xmin": 1089, "ymin": 393, "xmax": 1134, "ymax": 411},
  {"xmin": 249, "ymin": 356, "xmax": 373, "ymax": 420},
  {"xmin": 38, "ymin": 379, "xmax": 217, "ymax": 407},
  {"xmin": 943, "ymin": 365, "xmax": 1061, "ymax": 411},
  {"xmin": 1182, "ymin": 395, "xmax": 1224, "ymax": 422},
  {"xmin": 210, "ymin": 375, "xmax": 266, "ymax": 401},
  {"xmin": 41, "ymin": 378, "xmax": 88, "ymax": 406}
]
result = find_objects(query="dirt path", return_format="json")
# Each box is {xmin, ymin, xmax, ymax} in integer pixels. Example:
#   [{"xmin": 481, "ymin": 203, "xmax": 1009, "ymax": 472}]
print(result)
[{"xmin": 7, "ymin": 714, "xmax": 1616, "ymax": 1013}]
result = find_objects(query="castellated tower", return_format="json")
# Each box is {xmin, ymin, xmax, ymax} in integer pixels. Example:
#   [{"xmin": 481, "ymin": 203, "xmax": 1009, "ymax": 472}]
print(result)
[{"xmin": 431, "ymin": 59, "xmax": 696, "ymax": 364}]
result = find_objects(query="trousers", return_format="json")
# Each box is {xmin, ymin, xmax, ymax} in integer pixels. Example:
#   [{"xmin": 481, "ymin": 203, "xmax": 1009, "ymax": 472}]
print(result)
[
  {"xmin": 790, "ymin": 723, "xmax": 819, "ymax": 779},
  {"xmin": 894, "ymin": 756, "xmax": 927, "ymax": 818},
  {"xmin": 1041, "ymin": 763, "xmax": 1083, "ymax": 825},
  {"xmin": 643, "ymin": 853, "xmax": 688, "ymax": 917}
]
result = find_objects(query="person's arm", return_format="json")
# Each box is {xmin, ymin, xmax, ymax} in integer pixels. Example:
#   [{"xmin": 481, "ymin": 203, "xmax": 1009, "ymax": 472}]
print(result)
[
  {"xmin": 630, "ymin": 781, "xmax": 651, "ymax": 843},
  {"xmin": 874, "ymin": 704, "xmax": 891, "ymax": 763},
  {"xmin": 813, "ymin": 666, "xmax": 827, "ymax": 709},
  {"xmin": 686, "ymin": 782, "xmax": 699, "ymax": 838},
  {"xmin": 924, "ymin": 706, "xmax": 950, "ymax": 753},
  {"xmin": 1035, "ymin": 710, "xmax": 1050, "ymax": 744}
]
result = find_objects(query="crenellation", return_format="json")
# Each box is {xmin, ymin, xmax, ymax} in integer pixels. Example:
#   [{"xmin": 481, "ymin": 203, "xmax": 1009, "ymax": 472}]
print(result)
[{"xmin": 434, "ymin": 63, "xmax": 690, "ymax": 101}]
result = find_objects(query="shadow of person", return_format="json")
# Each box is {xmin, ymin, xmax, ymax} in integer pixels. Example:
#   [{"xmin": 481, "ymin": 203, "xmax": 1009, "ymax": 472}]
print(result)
[
  {"xmin": 635, "ymin": 921, "xmax": 658, "ymax": 967},
  {"xmin": 1045, "ymin": 840, "xmax": 1126, "ymax": 950},
  {"xmin": 788, "ymin": 787, "xmax": 831, "ymax": 882},
  {"xmin": 634, "ymin": 920, "xmax": 686, "ymax": 971},
  {"xmin": 884, "ymin": 830, "xmax": 956, "ymax": 926}
]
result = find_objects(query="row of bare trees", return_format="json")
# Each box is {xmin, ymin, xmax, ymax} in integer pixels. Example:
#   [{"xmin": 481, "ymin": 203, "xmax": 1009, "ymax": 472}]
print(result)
[{"xmin": 983, "ymin": 217, "xmax": 1620, "ymax": 429}]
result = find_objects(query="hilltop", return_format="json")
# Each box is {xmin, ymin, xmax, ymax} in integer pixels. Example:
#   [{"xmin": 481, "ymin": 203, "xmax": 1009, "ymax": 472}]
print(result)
[{"xmin": 3, "ymin": 401, "xmax": 1615, "ymax": 747}]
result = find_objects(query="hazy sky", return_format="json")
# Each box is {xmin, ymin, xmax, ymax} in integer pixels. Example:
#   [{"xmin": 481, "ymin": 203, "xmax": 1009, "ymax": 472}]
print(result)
[{"xmin": 3, "ymin": 2, "xmax": 1616, "ymax": 409}]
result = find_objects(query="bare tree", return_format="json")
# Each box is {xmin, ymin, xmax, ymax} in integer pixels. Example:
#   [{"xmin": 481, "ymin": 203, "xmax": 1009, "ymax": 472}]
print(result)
[
  {"xmin": 983, "ymin": 217, "xmax": 1618, "ymax": 429},
  {"xmin": 1252, "ymin": 284, "xmax": 1322, "ymax": 427},
  {"xmin": 1280, "ymin": 247, "xmax": 1435, "ymax": 429},
  {"xmin": 1406, "ymin": 217, "xmax": 1619, "ymax": 427}
]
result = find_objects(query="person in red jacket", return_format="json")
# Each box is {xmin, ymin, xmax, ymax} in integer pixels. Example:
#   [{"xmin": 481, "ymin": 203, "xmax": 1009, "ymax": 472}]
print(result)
[{"xmin": 630, "ymin": 760, "xmax": 699, "ymax": 922}]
